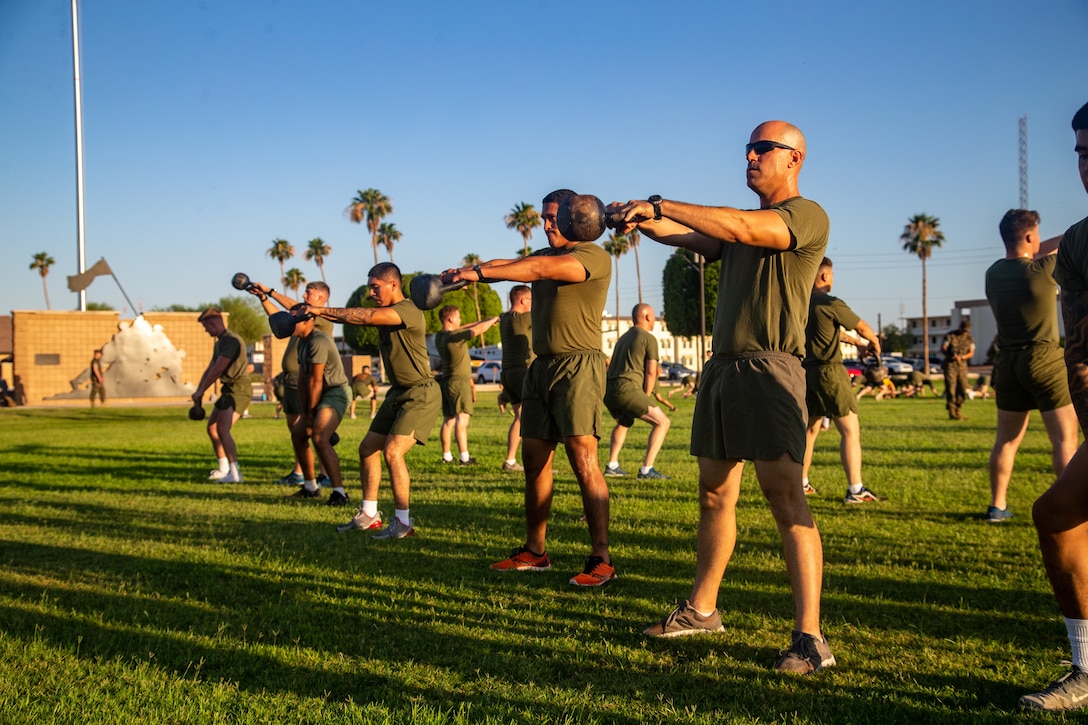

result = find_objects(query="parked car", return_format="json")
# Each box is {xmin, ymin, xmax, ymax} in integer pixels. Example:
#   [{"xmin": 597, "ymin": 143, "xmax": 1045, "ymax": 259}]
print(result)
[
  {"xmin": 843, "ymin": 359, "xmax": 864, "ymax": 381},
  {"xmin": 882, "ymin": 357, "xmax": 915, "ymax": 375},
  {"xmin": 476, "ymin": 361, "xmax": 502, "ymax": 384},
  {"xmin": 903, "ymin": 357, "xmax": 941, "ymax": 375},
  {"xmin": 660, "ymin": 362, "xmax": 696, "ymax": 380}
]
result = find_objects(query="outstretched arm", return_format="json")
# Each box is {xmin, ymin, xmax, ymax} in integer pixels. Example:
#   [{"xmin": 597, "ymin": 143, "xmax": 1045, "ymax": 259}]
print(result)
[
  {"xmin": 443, "ymin": 253, "xmax": 587, "ymax": 286},
  {"xmin": 306, "ymin": 305, "xmax": 404, "ymax": 327}
]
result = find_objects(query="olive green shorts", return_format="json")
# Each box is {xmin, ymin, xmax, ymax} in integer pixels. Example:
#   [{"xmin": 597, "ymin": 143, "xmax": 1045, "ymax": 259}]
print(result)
[
  {"xmin": 316, "ymin": 384, "xmax": 350, "ymax": 419},
  {"xmin": 994, "ymin": 346, "xmax": 1070, "ymax": 412},
  {"xmin": 521, "ymin": 351, "xmax": 606, "ymax": 442},
  {"xmin": 805, "ymin": 363, "xmax": 859, "ymax": 420},
  {"xmin": 215, "ymin": 379, "xmax": 253, "ymax": 412},
  {"xmin": 281, "ymin": 385, "xmax": 302, "ymax": 416},
  {"xmin": 500, "ymin": 367, "xmax": 528, "ymax": 406},
  {"xmin": 350, "ymin": 381, "xmax": 372, "ymax": 400},
  {"xmin": 369, "ymin": 381, "xmax": 441, "ymax": 444},
  {"xmin": 691, "ymin": 352, "xmax": 807, "ymax": 463},
  {"xmin": 604, "ymin": 379, "xmax": 652, "ymax": 428},
  {"xmin": 440, "ymin": 376, "xmax": 474, "ymax": 417}
]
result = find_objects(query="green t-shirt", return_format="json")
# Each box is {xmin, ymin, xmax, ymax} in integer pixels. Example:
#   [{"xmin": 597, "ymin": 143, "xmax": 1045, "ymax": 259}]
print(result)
[
  {"xmin": 435, "ymin": 328, "xmax": 473, "ymax": 380},
  {"xmin": 1055, "ymin": 216, "xmax": 1088, "ymax": 292},
  {"xmin": 214, "ymin": 329, "xmax": 248, "ymax": 384},
  {"xmin": 607, "ymin": 326, "xmax": 658, "ymax": 389},
  {"xmin": 531, "ymin": 242, "xmax": 611, "ymax": 356},
  {"xmin": 711, "ymin": 196, "xmax": 829, "ymax": 357},
  {"xmin": 985, "ymin": 255, "xmax": 1060, "ymax": 347},
  {"xmin": 298, "ymin": 329, "xmax": 348, "ymax": 389},
  {"xmin": 379, "ymin": 298, "xmax": 432, "ymax": 388},
  {"xmin": 280, "ymin": 317, "xmax": 330, "ymax": 388},
  {"xmin": 804, "ymin": 292, "xmax": 860, "ymax": 365},
  {"xmin": 499, "ymin": 310, "xmax": 534, "ymax": 369}
]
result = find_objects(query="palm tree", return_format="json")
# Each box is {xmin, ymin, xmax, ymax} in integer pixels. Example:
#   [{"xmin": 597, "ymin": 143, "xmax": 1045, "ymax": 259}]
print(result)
[
  {"xmin": 900, "ymin": 213, "xmax": 946, "ymax": 370},
  {"xmin": 628, "ymin": 226, "xmax": 644, "ymax": 303},
  {"xmin": 346, "ymin": 188, "xmax": 393, "ymax": 266},
  {"xmin": 284, "ymin": 268, "xmax": 306, "ymax": 301},
  {"xmin": 29, "ymin": 252, "xmax": 55, "ymax": 310},
  {"xmin": 267, "ymin": 238, "xmax": 295, "ymax": 292},
  {"xmin": 304, "ymin": 237, "xmax": 331, "ymax": 283},
  {"xmin": 505, "ymin": 202, "xmax": 541, "ymax": 257},
  {"xmin": 516, "ymin": 247, "xmax": 533, "ymax": 258},
  {"xmin": 377, "ymin": 222, "xmax": 402, "ymax": 263},
  {"xmin": 462, "ymin": 252, "xmax": 482, "ymax": 329},
  {"xmin": 602, "ymin": 232, "xmax": 630, "ymax": 340}
]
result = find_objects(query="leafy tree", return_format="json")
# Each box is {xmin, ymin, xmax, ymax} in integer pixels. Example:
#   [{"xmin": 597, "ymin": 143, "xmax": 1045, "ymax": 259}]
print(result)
[
  {"xmin": 211, "ymin": 295, "xmax": 269, "ymax": 344},
  {"xmin": 341, "ymin": 273, "xmax": 502, "ymax": 355},
  {"xmin": 284, "ymin": 268, "xmax": 306, "ymax": 301},
  {"xmin": 900, "ymin": 213, "xmax": 945, "ymax": 369},
  {"xmin": 86, "ymin": 302, "xmax": 114, "ymax": 311},
  {"xmin": 602, "ymin": 232, "xmax": 630, "ymax": 338},
  {"xmin": 662, "ymin": 249, "xmax": 719, "ymax": 337},
  {"xmin": 881, "ymin": 324, "xmax": 915, "ymax": 354},
  {"xmin": 267, "ymin": 238, "xmax": 294, "ymax": 292},
  {"xmin": 304, "ymin": 237, "xmax": 331, "ymax": 282},
  {"xmin": 30, "ymin": 252, "xmax": 55, "ymax": 310},
  {"xmin": 505, "ymin": 202, "xmax": 540, "ymax": 257},
  {"xmin": 516, "ymin": 247, "xmax": 532, "ymax": 258},
  {"xmin": 346, "ymin": 188, "xmax": 393, "ymax": 266},
  {"xmin": 378, "ymin": 222, "xmax": 402, "ymax": 262}
]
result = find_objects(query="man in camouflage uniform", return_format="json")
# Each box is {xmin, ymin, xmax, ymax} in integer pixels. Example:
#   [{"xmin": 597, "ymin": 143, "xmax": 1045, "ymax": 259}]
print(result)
[{"xmin": 942, "ymin": 321, "xmax": 975, "ymax": 420}]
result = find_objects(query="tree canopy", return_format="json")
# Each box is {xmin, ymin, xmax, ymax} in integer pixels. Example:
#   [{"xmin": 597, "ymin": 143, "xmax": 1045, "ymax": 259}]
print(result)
[{"xmin": 661, "ymin": 249, "xmax": 719, "ymax": 337}]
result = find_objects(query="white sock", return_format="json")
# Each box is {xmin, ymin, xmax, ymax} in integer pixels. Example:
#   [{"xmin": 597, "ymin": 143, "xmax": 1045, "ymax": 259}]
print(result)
[
  {"xmin": 505, "ymin": 459, "xmax": 517, "ymax": 466},
  {"xmin": 460, "ymin": 451, "xmax": 471, "ymax": 462},
  {"xmin": 803, "ymin": 477, "xmax": 810, "ymax": 486},
  {"xmin": 229, "ymin": 462, "xmax": 239, "ymax": 478},
  {"xmin": 607, "ymin": 461, "xmax": 619, "ymax": 469},
  {"xmin": 640, "ymin": 466, "xmax": 651, "ymax": 475},
  {"xmin": 303, "ymin": 479, "xmax": 319, "ymax": 492},
  {"xmin": 848, "ymin": 483, "xmax": 864, "ymax": 495},
  {"xmin": 362, "ymin": 500, "xmax": 378, "ymax": 517},
  {"xmin": 333, "ymin": 487, "xmax": 345, "ymax": 495},
  {"xmin": 394, "ymin": 508, "xmax": 411, "ymax": 526},
  {"xmin": 442, "ymin": 452, "xmax": 454, "ymax": 462},
  {"xmin": 216, "ymin": 457, "xmax": 229, "ymax": 473},
  {"xmin": 1066, "ymin": 617, "xmax": 1088, "ymax": 670}
]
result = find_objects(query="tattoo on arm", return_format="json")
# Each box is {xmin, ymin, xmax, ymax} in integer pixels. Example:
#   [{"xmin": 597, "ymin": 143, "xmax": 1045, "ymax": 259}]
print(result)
[
  {"xmin": 1061, "ymin": 289, "xmax": 1088, "ymax": 433},
  {"xmin": 323, "ymin": 307, "xmax": 376, "ymax": 325}
]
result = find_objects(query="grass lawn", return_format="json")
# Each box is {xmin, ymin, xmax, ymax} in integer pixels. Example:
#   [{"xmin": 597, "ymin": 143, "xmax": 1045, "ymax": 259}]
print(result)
[{"xmin": 0, "ymin": 392, "xmax": 1078, "ymax": 723}]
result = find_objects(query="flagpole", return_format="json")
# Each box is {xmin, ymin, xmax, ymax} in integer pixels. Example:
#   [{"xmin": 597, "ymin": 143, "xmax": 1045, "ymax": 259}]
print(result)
[
  {"xmin": 109, "ymin": 271, "xmax": 138, "ymax": 316},
  {"xmin": 72, "ymin": 0, "xmax": 87, "ymax": 312}
]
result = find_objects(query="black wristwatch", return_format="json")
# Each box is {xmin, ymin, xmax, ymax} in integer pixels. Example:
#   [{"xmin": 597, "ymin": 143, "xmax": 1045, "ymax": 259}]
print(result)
[
  {"xmin": 648, "ymin": 195, "xmax": 663, "ymax": 221},
  {"xmin": 473, "ymin": 264, "xmax": 487, "ymax": 282}
]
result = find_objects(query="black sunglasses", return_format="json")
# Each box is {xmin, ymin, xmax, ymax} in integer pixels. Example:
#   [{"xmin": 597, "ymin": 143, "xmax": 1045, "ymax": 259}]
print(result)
[{"xmin": 745, "ymin": 140, "xmax": 795, "ymax": 155}]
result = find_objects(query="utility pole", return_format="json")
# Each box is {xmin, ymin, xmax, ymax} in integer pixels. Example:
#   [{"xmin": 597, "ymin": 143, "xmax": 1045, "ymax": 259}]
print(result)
[
  {"xmin": 1019, "ymin": 114, "xmax": 1029, "ymax": 209},
  {"xmin": 72, "ymin": 0, "xmax": 87, "ymax": 311}
]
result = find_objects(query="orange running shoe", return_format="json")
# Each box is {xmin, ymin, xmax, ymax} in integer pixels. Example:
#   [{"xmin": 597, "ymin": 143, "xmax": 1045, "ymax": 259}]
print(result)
[
  {"xmin": 490, "ymin": 546, "xmax": 551, "ymax": 571},
  {"xmin": 569, "ymin": 555, "xmax": 616, "ymax": 587}
]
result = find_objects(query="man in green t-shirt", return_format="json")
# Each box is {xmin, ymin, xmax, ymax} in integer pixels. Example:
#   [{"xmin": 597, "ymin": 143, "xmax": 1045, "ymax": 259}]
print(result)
[
  {"xmin": 441, "ymin": 188, "xmax": 616, "ymax": 588},
  {"xmin": 248, "ymin": 279, "xmax": 335, "ymax": 486},
  {"xmin": 984, "ymin": 209, "xmax": 1076, "ymax": 524},
  {"xmin": 89, "ymin": 349, "xmax": 106, "ymax": 408},
  {"xmin": 435, "ymin": 304, "xmax": 498, "ymax": 465},
  {"xmin": 281, "ymin": 304, "xmax": 353, "ymax": 507},
  {"xmin": 306, "ymin": 263, "xmax": 441, "ymax": 541},
  {"xmin": 801, "ymin": 258, "xmax": 882, "ymax": 503},
  {"xmin": 192, "ymin": 307, "xmax": 251, "ymax": 484},
  {"xmin": 609, "ymin": 121, "xmax": 834, "ymax": 674},
  {"xmin": 603, "ymin": 303, "xmax": 672, "ymax": 480},
  {"xmin": 348, "ymin": 366, "xmax": 380, "ymax": 420},
  {"xmin": 1018, "ymin": 100, "xmax": 1088, "ymax": 712},
  {"xmin": 499, "ymin": 285, "xmax": 533, "ymax": 472}
]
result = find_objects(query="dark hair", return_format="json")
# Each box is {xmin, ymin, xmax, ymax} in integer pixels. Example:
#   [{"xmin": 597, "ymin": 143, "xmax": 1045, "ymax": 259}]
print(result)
[
  {"xmin": 819, "ymin": 256, "xmax": 833, "ymax": 269},
  {"xmin": 999, "ymin": 209, "xmax": 1041, "ymax": 248},
  {"xmin": 1073, "ymin": 101, "xmax": 1088, "ymax": 132},
  {"xmin": 306, "ymin": 280, "xmax": 330, "ymax": 296},
  {"xmin": 197, "ymin": 307, "xmax": 222, "ymax": 322},
  {"xmin": 509, "ymin": 284, "xmax": 531, "ymax": 305},
  {"xmin": 367, "ymin": 262, "xmax": 401, "ymax": 284},
  {"xmin": 542, "ymin": 189, "xmax": 577, "ymax": 206},
  {"xmin": 439, "ymin": 304, "xmax": 459, "ymax": 322}
]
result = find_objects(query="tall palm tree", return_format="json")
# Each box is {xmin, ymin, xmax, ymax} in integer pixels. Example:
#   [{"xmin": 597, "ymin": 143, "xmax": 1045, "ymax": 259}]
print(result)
[
  {"xmin": 30, "ymin": 252, "xmax": 55, "ymax": 310},
  {"xmin": 346, "ymin": 188, "xmax": 393, "ymax": 266},
  {"xmin": 602, "ymin": 232, "xmax": 630, "ymax": 340},
  {"xmin": 284, "ymin": 268, "xmax": 306, "ymax": 301},
  {"xmin": 628, "ymin": 226, "xmax": 644, "ymax": 303},
  {"xmin": 900, "ymin": 213, "xmax": 946, "ymax": 369},
  {"xmin": 377, "ymin": 222, "xmax": 402, "ymax": 263},
  {"xmin": 304, "ymin": 237, "xmax": 331, "ymax": 283},
  {"xmin": 505, "ymin": 202, "xmax": 541, "ymax": 257},
  {"xmin": 462, "ymin": 252, "xmax": 482, "ymax": 330},
  {"xmin": 267, "ymin": 238, "xmax": 295, "ymax": 292}
]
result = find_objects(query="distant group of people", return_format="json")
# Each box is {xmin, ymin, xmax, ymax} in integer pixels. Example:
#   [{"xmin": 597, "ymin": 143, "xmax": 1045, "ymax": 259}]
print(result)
[{"xmin": 180, "ymin": 105, "xmax": 1088, "ymax": 710}]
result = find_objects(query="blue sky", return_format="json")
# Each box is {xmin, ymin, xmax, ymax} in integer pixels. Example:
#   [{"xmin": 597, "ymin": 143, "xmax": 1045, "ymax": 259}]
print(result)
[{"xmin": 2, "ymin": 0, "xmax": 1086, "ymax": 332}]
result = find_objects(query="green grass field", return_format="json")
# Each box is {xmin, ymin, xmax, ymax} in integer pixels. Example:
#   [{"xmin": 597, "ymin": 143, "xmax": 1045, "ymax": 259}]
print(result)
[{"xmin": 0, "ymin": 393, "xmax": 1078, "ymax": 723}]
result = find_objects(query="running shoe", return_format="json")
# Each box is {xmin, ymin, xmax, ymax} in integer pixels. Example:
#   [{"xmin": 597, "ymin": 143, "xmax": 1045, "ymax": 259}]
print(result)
[
  {"xmin": 844, "ymin": 487, "xmax": 882, "ymax": 504},
  {"xmin": 642, "ymin": 600, "xmax": 725, "ymax": 637},
  {"xmin": 774, "ymin": 630, "xmax": 836, "ymax": 674},
  {"xmin": 219, "ymin": 470, "xmax": 242, "ymax": 484},
  {"xmin": 289, "ymin": 486, "xmax": 320, "ymax": 500},
  {"xmin": 1020, "ymin": 665, "xmax": 1088, "ymax": 711},
  {"xmin": 326, "ymin": 490, "xmax": 350, "ymax": 507},
  {"xmin": 207, "ymin": 468, "xmax": 228, "ymax": 481},
  {"xmin": 604, "ymin": 465, "xmax": 629, "ymax": 477},
  {"xmin": 569, "ymin": 555, "xmax": 616, "ymax": 587},
  {"xmin": 337, "ymin": 508, "xmax": 383, "ymax": 533},
  {"xmin": 458, "ymin": 457, "xmax": 478, "ymax": 466},
  {"xmin": 803, "ymin": 481, "xmax": 818, "ymax": 496},
  {"xmin": 372, "ymin": 518, "xmax": 415, "ymax": 539},
  {"xmin": 987, "ymin": 506, "xmax": 1013, "ymax": 523},
  {"xmin": 274, "ymin": 471, "xmax": 305, "ymax": 486},
  {"xmin": 637, "ymin": 467, "xmax": 670, "ymax": 480},
  {"xmin": 490, "ymin": 546, "xmax": 551, "ymax": 571},
  {"xmin": 502, "ymin": 461, "xmax": 524, "ymax": 473}
]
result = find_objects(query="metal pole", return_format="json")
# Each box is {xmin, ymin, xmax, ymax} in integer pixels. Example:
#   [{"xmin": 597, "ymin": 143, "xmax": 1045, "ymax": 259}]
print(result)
[
  {"xmin": 697, "ymin": 254, "xmax": 706, "ymax": 372},
  {"xmin": 72, "ymin": 0, "xmax": 87, "ymax": 311}
]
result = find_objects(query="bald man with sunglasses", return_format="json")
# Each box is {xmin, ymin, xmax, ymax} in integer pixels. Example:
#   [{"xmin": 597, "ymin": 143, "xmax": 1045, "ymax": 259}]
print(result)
[{"xmin": 608, "ymin": 120, "xmax": 833, "ymax": 674}]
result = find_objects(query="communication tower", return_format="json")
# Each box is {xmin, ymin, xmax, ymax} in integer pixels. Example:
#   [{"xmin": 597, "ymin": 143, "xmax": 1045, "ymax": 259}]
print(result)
[{"xmin": 1019, "ymin": 114, "xmax": 1029, "ymax": 208}]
